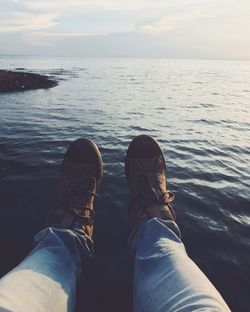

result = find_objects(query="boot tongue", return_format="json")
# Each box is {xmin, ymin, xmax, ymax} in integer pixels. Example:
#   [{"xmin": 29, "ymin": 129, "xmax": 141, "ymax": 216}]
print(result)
[
  {"xmin": 74, "ymin": 179, "xmax": 95, "ymax": 209},
  {"xmin": 60, "ymin": 177, "xmax": 97, "ymax": 211}
]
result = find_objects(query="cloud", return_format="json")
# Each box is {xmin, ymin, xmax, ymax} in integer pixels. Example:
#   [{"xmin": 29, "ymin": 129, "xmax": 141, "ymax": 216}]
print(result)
[
  {"xmin": 1, "ymin": 0, "xmax": 216, "ymax": 36},
  {"xmin": 3, "ymin": 0, "xmax": 247, "ymax": 35},
  {"xmin": 0, "ymin": 12, "xmax": 58, "ymax": 32},
  {"xmin": 23, "ymin": 31, "xmax": 107, "ymax": 46},
  {"xmin": 19, "ymin": 0, "xmax": 177, "ymax": 12},
  {"xmin": 1, "ymin": 0, "xmax": 250, "ymax": 59},
  {"xmin": 136, "ymin": 10, "xmax": 212, "ymax": 33}
]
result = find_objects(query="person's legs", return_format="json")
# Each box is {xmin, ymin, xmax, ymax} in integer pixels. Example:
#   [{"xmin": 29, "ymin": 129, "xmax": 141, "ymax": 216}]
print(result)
[
  {"xmin": 131, "ymin": 218, "xmax": 230, "ymax": 312},
  {"xmin": 125, "ymin": 135, "xmax": 230, "ymax": 312},
  {"xmin": 0, "ymin": 139, "xmax": 103, "ymax": 312},
  {"xmin": 0, "ymin": 228, "xmax": 92, "ymax": 312}
]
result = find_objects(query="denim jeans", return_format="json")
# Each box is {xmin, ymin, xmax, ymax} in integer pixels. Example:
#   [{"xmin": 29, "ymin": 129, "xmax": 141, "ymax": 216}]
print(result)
[{"xmin": 0, "ymin": 218, "xmax": 230, "ymax": 312}]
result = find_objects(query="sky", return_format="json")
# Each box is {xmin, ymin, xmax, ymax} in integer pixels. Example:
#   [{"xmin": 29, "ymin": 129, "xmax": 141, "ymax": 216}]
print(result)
[{"xmin": 0, "ymin": 0, "xmax": 250, "ymax": 59}]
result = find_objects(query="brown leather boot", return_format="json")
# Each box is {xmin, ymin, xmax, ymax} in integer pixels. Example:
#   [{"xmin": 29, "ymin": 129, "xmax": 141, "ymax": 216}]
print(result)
[
  {"xmin": 47, "ymin": 138, "xmax": 103, "ymax": 238},
  {"xmin": 125, "ymin": 135, "xmax": 175, "ymax": 229}
]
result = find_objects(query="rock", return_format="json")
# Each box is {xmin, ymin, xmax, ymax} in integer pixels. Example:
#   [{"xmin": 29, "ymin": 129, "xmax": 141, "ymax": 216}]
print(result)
[{"xmin": 0, "ymin": 70, "xmax": 58, "ymax": 93}]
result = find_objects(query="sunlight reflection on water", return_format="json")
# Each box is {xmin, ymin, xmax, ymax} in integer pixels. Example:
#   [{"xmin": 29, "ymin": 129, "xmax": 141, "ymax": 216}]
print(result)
[{"xmin": 0, "ymin": 56, "xmax": 249, "ymax": 312}]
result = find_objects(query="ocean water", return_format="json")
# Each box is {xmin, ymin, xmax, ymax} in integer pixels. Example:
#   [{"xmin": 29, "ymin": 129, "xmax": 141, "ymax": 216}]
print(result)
[{"xmin": 0, "ymin": 56, "xmax": 249, "ymax": 311}]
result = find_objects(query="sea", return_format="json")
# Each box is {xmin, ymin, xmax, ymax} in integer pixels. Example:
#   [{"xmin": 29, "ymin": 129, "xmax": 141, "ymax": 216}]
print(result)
[{"xmin": 0, "ymin": 56, "xmax": 249, "ymax": 312}]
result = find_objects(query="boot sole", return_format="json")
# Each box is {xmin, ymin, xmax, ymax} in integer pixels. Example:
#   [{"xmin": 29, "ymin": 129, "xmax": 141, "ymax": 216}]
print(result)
[
  {"xmin": 62, "ymin": 138, "xmax": 103, "ymax": 185},
  {"xmin": 125, "ymin": 134, "xmax": 166, "ymax": 184}
]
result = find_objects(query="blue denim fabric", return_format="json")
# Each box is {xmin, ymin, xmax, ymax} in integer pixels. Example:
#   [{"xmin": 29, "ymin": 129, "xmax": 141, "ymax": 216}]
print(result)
[
  {"xmin": 131, "ymin": 217, "xmax": 231, "ymax": 312},
  {"xmin": 0, "ymin": 227, "xmax": 92, "ymax": 312},
  {"xmin": 0, "ymin": 219, "xmax": 230, "ymax": 312}
]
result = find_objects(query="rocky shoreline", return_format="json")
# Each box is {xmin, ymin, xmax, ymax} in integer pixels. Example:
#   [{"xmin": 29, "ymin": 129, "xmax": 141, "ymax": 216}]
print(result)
[{"xmin": 0, "ymin": 70, "xmax": 58, "ymax": 93}]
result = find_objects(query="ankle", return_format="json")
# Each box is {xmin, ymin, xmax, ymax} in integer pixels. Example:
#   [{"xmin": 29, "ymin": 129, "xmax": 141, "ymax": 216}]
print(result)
[{"xmin": 145, "ymin": 202, "xmax": 176, "ymax": 221}]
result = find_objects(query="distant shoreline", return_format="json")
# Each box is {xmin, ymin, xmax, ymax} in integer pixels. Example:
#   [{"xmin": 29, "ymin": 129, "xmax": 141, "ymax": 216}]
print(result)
[{"xmin": 0, "ymin": 70, "xmax": 58, "ymax": 93}]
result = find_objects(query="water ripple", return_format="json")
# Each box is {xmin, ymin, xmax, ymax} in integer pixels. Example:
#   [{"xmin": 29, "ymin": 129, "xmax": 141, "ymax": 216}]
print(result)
[{"xmin": 0, "ymin": 57, "xmax": 249, "ymax": 312}]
